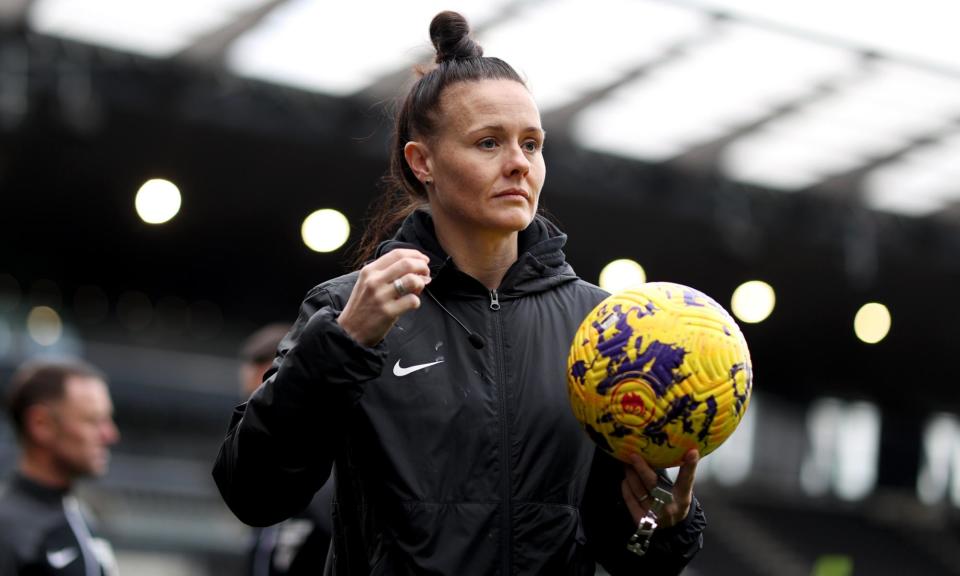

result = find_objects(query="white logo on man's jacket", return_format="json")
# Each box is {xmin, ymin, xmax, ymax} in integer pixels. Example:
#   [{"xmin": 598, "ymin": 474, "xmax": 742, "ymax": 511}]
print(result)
[
  {"xmin": 393, "ymin": 359, "xmax": 445, "ymax": 377},
  {"xmin": 46, "ymin": 547, "xmax": 79, "ymax": 569}
]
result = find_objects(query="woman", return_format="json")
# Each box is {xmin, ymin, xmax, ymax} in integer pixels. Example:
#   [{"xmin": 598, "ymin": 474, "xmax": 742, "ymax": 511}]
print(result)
[{"xmin": 214, "ymin": 11, "xmax": 705, "ymax": 575}]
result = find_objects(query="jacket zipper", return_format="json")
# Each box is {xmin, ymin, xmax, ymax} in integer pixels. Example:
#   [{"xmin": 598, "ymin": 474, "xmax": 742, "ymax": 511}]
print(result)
[{"xmin": 491, "ymin": 288, "xmax": 510, "ymax": 574}]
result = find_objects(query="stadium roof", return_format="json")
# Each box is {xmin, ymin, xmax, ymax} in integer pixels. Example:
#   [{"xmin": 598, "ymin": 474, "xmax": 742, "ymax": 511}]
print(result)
[{"xmin": 11, "ymin": 0, "xmax": 960, "ymax": 218}]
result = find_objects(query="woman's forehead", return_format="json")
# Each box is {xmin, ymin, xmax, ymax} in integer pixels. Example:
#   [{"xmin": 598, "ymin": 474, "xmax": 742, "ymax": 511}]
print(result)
[{"xmin": 439, "ymin": 79, "xmax": 542, "ymax": 130}]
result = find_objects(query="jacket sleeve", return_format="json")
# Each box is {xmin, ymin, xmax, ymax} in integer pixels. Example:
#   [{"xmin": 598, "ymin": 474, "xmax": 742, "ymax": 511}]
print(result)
[
  {"xmin": 212, "ymin": 284, "xmax": 387, "ymax": 527},
  {"xmin": 582, "ymin": 449, "xmax": 706, "ymax": 576}
]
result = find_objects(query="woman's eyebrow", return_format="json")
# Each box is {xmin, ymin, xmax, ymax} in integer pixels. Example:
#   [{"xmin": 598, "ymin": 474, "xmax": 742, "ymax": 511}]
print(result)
[{"xmin": 467, "ymin": 124, "xmax": 545, "ymax": 136}]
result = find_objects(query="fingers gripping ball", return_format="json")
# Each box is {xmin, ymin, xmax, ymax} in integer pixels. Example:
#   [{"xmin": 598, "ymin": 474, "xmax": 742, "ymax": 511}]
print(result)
[{"xmin": 567, "ymin": 282, "xmax": 753, "ymax": 468}]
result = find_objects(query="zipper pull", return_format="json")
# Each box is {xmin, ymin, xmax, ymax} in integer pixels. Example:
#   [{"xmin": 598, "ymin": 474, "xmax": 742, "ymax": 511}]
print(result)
[{"xmin": 489, "ymin": 289, "xmax": 501, "ymax": 311}]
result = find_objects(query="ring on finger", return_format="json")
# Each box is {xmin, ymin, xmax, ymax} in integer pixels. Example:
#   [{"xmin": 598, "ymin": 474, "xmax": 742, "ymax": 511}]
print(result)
[{"xmin": 393, "ymin": 278, "xmax": 408, "ymax": 297}]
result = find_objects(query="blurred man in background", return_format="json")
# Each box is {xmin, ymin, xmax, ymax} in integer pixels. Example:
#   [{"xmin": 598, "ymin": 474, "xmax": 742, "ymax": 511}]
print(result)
[
  {"xmin": 239, "ymin": 324, "xmax": 333, "ymax": 576},
  {"xmin": 0, "ymin": 358, "xmax": 120, "ymax": 575}
]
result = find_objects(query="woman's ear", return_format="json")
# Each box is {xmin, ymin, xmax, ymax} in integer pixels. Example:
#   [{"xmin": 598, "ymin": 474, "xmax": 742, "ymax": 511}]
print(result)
[{"xmin": 404, "ymin": 141, "xmax": 432, "ymax": 185}]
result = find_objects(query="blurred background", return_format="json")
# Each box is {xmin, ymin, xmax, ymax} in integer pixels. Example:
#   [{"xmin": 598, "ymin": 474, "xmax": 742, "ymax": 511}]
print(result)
[{"xmin": 1, "ymin": 0, "xmax": 959, "ymax": 574}]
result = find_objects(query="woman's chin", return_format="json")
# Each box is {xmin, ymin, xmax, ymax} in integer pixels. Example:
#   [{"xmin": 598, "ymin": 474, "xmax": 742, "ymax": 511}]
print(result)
[{"xmin": 493, "ymin": 210, "xmax": 536, "ymax": 233}]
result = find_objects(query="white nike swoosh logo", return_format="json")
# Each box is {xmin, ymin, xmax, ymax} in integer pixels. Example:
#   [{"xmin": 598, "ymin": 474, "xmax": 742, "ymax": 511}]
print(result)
[
  {"xmin": 393, "ymin": 359, "xmax": 444, "ymax": 377},
  {"xmin": 47, "ymin": 547, "xmax": 79, "ymax": 569}
]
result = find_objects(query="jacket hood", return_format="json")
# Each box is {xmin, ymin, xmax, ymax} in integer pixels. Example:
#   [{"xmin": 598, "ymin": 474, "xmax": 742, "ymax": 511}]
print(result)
[{"xmin": 375, "ymin": 209, "xmax": 578, "ymax": 298}]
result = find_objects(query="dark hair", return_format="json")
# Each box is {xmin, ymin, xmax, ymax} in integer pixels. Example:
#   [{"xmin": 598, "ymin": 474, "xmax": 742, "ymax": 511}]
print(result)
[
  {"xmin": 352, "ymin": 11, "xmax": 526, "ymax": 267},
  {"xmin": 5, "ymin": 358, "xmax": 106, "ymax": 439},
  {"xmin": 240, "ymin": 323, "xmax": 290, "ymax": 365}
]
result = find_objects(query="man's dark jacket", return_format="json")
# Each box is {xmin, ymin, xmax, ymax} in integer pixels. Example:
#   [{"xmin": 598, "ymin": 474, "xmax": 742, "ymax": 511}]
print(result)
[
  {"xmin": 0, "ymin": 473, "xmax": 116, "ymax": 575},
  {"xmin": 214, "ymin": 210, "xmax": 705, "ymax": 575}
]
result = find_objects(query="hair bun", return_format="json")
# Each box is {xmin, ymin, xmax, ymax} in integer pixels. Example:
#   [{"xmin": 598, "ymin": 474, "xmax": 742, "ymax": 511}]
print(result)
[{"xmin": 430, "ymin": 11, "xmax": 483, "ymax": 63}]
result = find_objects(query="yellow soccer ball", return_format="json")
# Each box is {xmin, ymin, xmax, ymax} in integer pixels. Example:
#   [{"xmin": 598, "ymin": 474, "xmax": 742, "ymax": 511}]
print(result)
[{"xmin": 568, "ymin": 282, "xmax": 753, "ymax": 468}]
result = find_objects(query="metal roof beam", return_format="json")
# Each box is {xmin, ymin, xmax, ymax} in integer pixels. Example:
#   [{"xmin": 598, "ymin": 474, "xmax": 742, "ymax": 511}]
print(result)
[
  {"xmin": 540, "ymin": 15, "xmax": 727, "ymax": 139},
  {"xmin": 0, "ymin": 0, "xmax": 36, "ymax": 30},
  {"xmin": 667, "ymin": 55, "xmax": 876, "ymax": 171},
  {"xmin": 175, "ymin": 0, "xmax": 290, "ymax": 66},
  {"xmin": 804, "ymin": 120, "xmax": 960, "ymax": 197}
]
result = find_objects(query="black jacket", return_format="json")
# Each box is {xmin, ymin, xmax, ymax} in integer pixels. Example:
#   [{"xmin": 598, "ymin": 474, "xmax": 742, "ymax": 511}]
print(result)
[
  {"xmin": 214, "ymin": 211, "xmax": 705, "ymax": 575},
  {"xmin": 246, "ymin": 479, "xmax": 333, "ymax": 576},
  {"xmin": 0, "ymin": 473, "xmax": 117, "ymax": 576}
]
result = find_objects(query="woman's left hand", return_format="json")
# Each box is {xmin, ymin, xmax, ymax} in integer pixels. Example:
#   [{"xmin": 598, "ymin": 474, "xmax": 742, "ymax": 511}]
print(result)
[{"xmin": 621, "ymin": 449, "xmax": 699, "ymax": 529}]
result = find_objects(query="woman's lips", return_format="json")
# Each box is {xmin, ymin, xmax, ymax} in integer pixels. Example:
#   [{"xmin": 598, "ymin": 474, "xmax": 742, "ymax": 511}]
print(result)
[{"xmin": 494, "ymin": 188, "xmax": 528, "ymax": 199}]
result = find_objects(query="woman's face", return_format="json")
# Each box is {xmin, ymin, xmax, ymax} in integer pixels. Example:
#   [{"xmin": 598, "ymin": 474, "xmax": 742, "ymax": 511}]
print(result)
[{"xmin": 410, "ymin": 79, "xmax": 546, "ymax": 239}]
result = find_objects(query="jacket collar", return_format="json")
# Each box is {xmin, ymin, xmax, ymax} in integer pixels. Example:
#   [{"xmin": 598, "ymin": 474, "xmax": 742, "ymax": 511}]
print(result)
[
  {"xmin": 10, "ymin": 471, "xmax": 70, "ymax": 504},
  {"xmin": 375, "ymin": 209, "xmax": 578, "ymax": 297}
]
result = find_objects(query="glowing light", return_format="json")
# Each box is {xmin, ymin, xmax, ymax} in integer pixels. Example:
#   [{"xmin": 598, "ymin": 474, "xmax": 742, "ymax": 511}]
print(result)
[
  {"xmin": 834, "ymin": 401, "xmax": 881, "ymax": 501},
  {"xmin": 135, "ymin": 179, "xmax": 182, "ymax": 224},
  {"xmin": 598, "ymin": 259, "xmax": 647, "ymax": 292},
  {"xmin": 301, "ymin": 209, "xmax": 350, "ymax": 253},
  {"xmin": 854, "ymin": 302, "xmax": 891, "ymax": 344},
  {"xmin": 917, "ymin": 413, "xmax": 959, "ymax": 505},
  {"xmin": 27, "ymin": 306, "xmax": 63, "ymax": 346},
  {"xmin": 730, "ymin": 280, "xmax": 775, "ymax": 324},
  {"xmin": 801, "ymin": 397, "xmax": 881, "ymax": 501}
]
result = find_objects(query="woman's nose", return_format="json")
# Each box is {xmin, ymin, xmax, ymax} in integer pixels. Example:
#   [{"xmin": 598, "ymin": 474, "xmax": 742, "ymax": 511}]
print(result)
[{"xmin": 503, "ymin": 143, "xmax": 531, "ymax": 177}]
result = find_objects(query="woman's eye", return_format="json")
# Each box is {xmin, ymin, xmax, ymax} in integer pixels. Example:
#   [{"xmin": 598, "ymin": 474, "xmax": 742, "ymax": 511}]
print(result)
[
  {"xmin": 479, "ymin": 139, "xmax": 498, "ymax": 149},
  {"xmin": 523, "ymin": 140, "xmax": 540, "ymax": 153}
]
